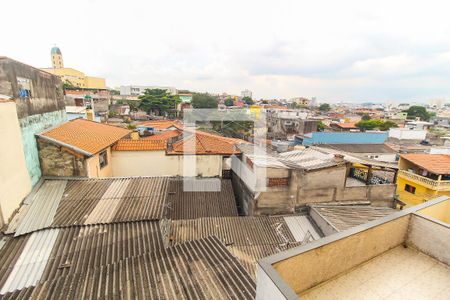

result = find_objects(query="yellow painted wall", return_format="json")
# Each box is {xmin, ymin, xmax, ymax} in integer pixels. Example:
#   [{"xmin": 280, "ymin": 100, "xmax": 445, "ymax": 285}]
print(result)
[
  {"xmin": 85, "ymin": 76, "xmax": 106, "ymax": 89},
  {"xmin": 395, "ymin": 176, "xmax": 450, "ymax": 206},
  {"xmin": 418, "ymin": 199, "xmax": 450, "ymax": 224},
  {"xmin": 40, "ymin": 68, "xmax": 106, "ymax": 89},
  {"xmin": 0, "ymin": 101, "xmax": 32, "ymax": 224},
  {"xmin": 111, "ymin": 151, "xmax": 223, "ymax": 177},
  {"xmin": 86, "ymin": 147, "xmax": 113, "ymax": 178}
]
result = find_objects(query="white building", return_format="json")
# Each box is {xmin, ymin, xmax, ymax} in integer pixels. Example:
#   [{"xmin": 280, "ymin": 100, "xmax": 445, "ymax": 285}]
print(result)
[
  {"xmin": 389, "ymin": 128, "xmax": 427, "ymax": 140},
  {"xmin": 120, "ymin": 85, "xmax": 177, "ymax": 96},
  {"xmin": 241, "ymin": 89, "xmax": 252, "ymax": 99}
]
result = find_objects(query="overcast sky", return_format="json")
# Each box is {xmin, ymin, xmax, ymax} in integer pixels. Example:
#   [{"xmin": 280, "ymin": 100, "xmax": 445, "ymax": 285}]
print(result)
[{"xmin": 2, "ymin": 0, "xmax": 450, "ymax": 102}]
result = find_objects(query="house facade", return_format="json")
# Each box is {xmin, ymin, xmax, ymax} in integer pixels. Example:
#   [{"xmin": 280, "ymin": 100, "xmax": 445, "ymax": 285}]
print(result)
[
  {"xmin": 36, "ymin": 119, "xmax": 130, "ymax": 178},
  {"xmin": 397, "ymin": 153, "xmax": 450, "ymax": 206}
]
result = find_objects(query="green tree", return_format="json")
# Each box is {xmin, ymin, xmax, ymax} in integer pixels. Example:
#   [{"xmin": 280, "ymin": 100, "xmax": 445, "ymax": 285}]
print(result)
[
  {"xmin": 404, "ymin": 106, "xmax": 431, "ymax": 121},
  {"xmin": 356, "ymin": 120, "xmax": 397, "ymax": 131},
  {"xmin": 191, "ymin": 93, "xmax": 218, "ymax": 108},
  {"xmin": 319, "ymin": 103, "xmax": 331, "ymax": 112},
  {"xmin": 138, "ymin": 89, "xmax": 181, "ymax": 116},
  {"xmin": 242, "ymin": 96, "xmax": 253, "ymax": 105},
  {"xmin": 378, "ymin": 120, "xmax": 398, "ymax": 131},
  {"xmin": 317, "ymin": 121, "xmax": 325, "ymax": 132},
  {"xmin": 224, "ymin": 98, "xmax": 234, "ymax": 106}
]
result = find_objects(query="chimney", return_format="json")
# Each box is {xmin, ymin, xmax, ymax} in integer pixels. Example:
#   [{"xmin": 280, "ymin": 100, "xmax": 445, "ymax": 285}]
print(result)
[
  {"xmin": 334, "ymin": 153, "xmax": 345, "ymax": 163},
  {"xmin": 130, "ymin": 130, "xmax": 139, "ymax": 140}
]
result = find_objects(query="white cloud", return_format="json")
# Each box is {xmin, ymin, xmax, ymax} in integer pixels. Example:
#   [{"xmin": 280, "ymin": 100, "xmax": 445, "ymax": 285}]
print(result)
[{"xmin": 2, "ymin": 0, "xmax": 450, "ymax": 102}]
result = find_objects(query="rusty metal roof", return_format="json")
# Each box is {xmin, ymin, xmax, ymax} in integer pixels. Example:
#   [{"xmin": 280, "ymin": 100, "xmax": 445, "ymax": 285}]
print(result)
[
  {"xmin": 165, "ymin": 179, "xmax": 239, "ymax": 220},
  {"xmin": 1, "ymin": 236, "xmax": 255, "ymax": 299}
]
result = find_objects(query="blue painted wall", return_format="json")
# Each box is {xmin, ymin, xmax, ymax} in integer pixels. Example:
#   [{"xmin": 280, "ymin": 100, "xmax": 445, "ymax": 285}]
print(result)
[
  {"xmin": 298, "ymin": 132, "xmax": 388, "ymax": 145},
  {"xmin": 19, "ymin": 110, "xmax": 66, "ymax": 186}
]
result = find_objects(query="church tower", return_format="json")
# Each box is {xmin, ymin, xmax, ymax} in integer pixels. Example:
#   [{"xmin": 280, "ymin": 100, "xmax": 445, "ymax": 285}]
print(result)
[{"xmin": 51, "ymin": 46, "xmax": 64, "ymax": 69}]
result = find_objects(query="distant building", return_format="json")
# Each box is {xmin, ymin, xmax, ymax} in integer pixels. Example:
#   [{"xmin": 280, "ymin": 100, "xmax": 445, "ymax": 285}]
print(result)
[
  {"xmin": 298, "ymin": 132, "xmax": 388, "ymax": 145},
  {"xmin": 330, "ymin": 122, "xmax": 359, "ymax": 132},
  {"xmin": 241, "ymin": 89, "xmax": 252, "ymax": 99},
  {"xmin": 388, "ymin": 128, "xmax": 427, "ymax": 141},
  {"xmin": 41, "ymin": 47, "xmax": 106, "ymax": 89},
  {"xmin": 0, "ymin": 56, "xmax": 66, "ymax": 224},
  {"xmin": 120, "ymin": 85, "xmax": 176, "ymax": 96},
  {"xmin": 232, "ymin": 145, "xmax": 397, "ymax": 215},
  {"xmin": 291, "ymin": 97, "xmax": 310, "ymax": 107}
]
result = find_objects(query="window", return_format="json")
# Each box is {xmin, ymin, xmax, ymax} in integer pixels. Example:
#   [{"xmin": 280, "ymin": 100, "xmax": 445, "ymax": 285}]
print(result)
[
  {"xmin": 99, "ymin": 150, "xmax": 108, "ymax": 168},
  {"xmin": 17, "ymin": 77, "xmax": 33, "ymax": 98},
  {"xmin": 404, "ymin": 184, "xmax": 416, "ymax": 194}
]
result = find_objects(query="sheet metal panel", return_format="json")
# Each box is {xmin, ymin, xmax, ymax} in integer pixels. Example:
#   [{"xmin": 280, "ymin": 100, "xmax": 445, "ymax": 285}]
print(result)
[
  {"xmin": 0, "ymin": 229, "xmax": 59, "ymax": 294},
  {"xmin": 84, "ymin": 178, "xmax": 131, "ymax": 224},
  {"xmin": 283, "ymin": 215, "xmax": 321, "ymax": 242},
  {"xmin": 1, "ymin": 237, "xmax": 256, "ymax": 300},
  {"xmin": 167, "ymin": 179, "xmax": 238, "ymax": 220},
  {"xmin": 14, "ymin": 181, "xmax": 67, "ymax": 236}
]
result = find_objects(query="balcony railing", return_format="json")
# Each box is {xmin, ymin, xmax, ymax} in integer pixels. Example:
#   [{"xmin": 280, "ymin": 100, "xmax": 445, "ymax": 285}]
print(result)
[{"xmin": 398, "ymin": 170, "xmax": 450, "ymax": 191}]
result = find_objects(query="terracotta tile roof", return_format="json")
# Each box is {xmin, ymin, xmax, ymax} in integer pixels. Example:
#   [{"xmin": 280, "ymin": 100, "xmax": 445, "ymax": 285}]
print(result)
[
  {"xmin": 144, "ymin": 129, "xmax": 181, "ymax": 141},
  {"xmin": 170, "ymin": 131, "xmax": 244, "ymax": 155},
  {"xmin": 112, "ymin": 139, "xmax": 166, "ymax": 151},
  {"xmin": 39, "ymin": 119, "xmax": 131, "ymax": 155},
  {"xmin": 400, "ymin": 154, "xmax": 450, "ymax": 174},
  {"xmin": 334, "ymin": 122, "xmax": 358, "ymax": 129},
  {"xmin": 140, "ymin": 120, "xmax": 182, "ymax": 130}
]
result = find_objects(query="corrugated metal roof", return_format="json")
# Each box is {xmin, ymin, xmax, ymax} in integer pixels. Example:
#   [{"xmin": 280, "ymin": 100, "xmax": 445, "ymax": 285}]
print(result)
[
  {"xmin": 0, "ymin": 229, "xmax": 60, "ymax": 294},
  {"xmin": 169, "ymin": 216, "xmax": 299, "ymax": 278},
  {"xmin": 0, "ymin": 221, "xmax": 164, "ymax": 293},
  {"xmin": 14, "ymin": 181, "xmax": 67, "ymax": 236},
  {"xmin": 283, "ymin": 215, "xmax": 322, "ymax": 241},
  {"xmin": 166, "ymin": 179, "xmax": 238, "ymax": 220},
  {"xmin": 12, "ymin": 177, "xmax": 171, "ymax": 229},
  {"xmin": 310, "ymin": 205, "xmax": 397, "ymax": 232},
  {"xmin": 1, "ymin": 236, "xmax": 256, "ymax": 299}
]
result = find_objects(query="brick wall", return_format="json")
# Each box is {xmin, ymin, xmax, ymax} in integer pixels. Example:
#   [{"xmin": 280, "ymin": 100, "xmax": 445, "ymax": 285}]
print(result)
[{"xmin": 268, "ymin": 177, "xmax": 289, "ymax": 187}]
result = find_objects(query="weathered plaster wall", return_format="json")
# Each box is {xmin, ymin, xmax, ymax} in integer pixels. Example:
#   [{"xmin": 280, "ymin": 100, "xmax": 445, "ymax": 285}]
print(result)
[
  {"xmin": 37, "ymin": 139, "xmax": 87, "ymax": 177},
  {"xmin": 20, "ymin": 110, "xmax": 66, "ymax": 184},
  {"xmin": 0, "ymin": 101, "xmax": 32, "ymax": 225},
  {"xmin": 86, "ymin": 147, "xmax": 113, "ymax": 178},
  {"xmin": 0, "ymin": 57, "xmax": 66, "ymax": 185},
  {"xmin": 0, "ymin": 57, "xmax": 65, "ymax": 118}
]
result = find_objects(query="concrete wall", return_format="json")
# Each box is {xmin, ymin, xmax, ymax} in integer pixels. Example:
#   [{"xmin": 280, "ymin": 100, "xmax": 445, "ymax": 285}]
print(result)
[
  {"xmin": 20, "ymin": 110, "xmax": 67, "ymax": 185},
  {"xmin": 0, "ymin": 57, "xmax": 66, "ymax": 185},
  {"xmin": 0, "ymin": 101, "xmax": 32, "ymax": 225},
  {"xmin": 255, "ymin": 265, "xmax": 288, "ymax": 300},
  {"xmin": 389, "ymin": 128, "xmax": 427, "ymax": 140},
  {"xmin": 417, "ymin": 200, "xmax": 450, "ymax": 224},
  {"xmin": 86, "ymin": 147, "xmax": 113, "ymax": 178},
  {"xmin": 407, "ymin": 214, "xmax": 450, "ymax": 265},
  {"xmin": 38, "ymin": 139, "xmax": 87, "ymax": 177},
  {"xmin": 111, "ymin": 151, "xmax": 224, "ymax": 177},
  {"xmin": 273, "ymin": 215, "xmax": 410, "ymax": 294}
]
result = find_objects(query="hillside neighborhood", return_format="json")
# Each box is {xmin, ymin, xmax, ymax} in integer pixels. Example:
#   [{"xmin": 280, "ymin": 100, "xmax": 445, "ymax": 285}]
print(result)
[{"xmin": 0, "ymin": 45, "xmax": 449, "ymax": 299}]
